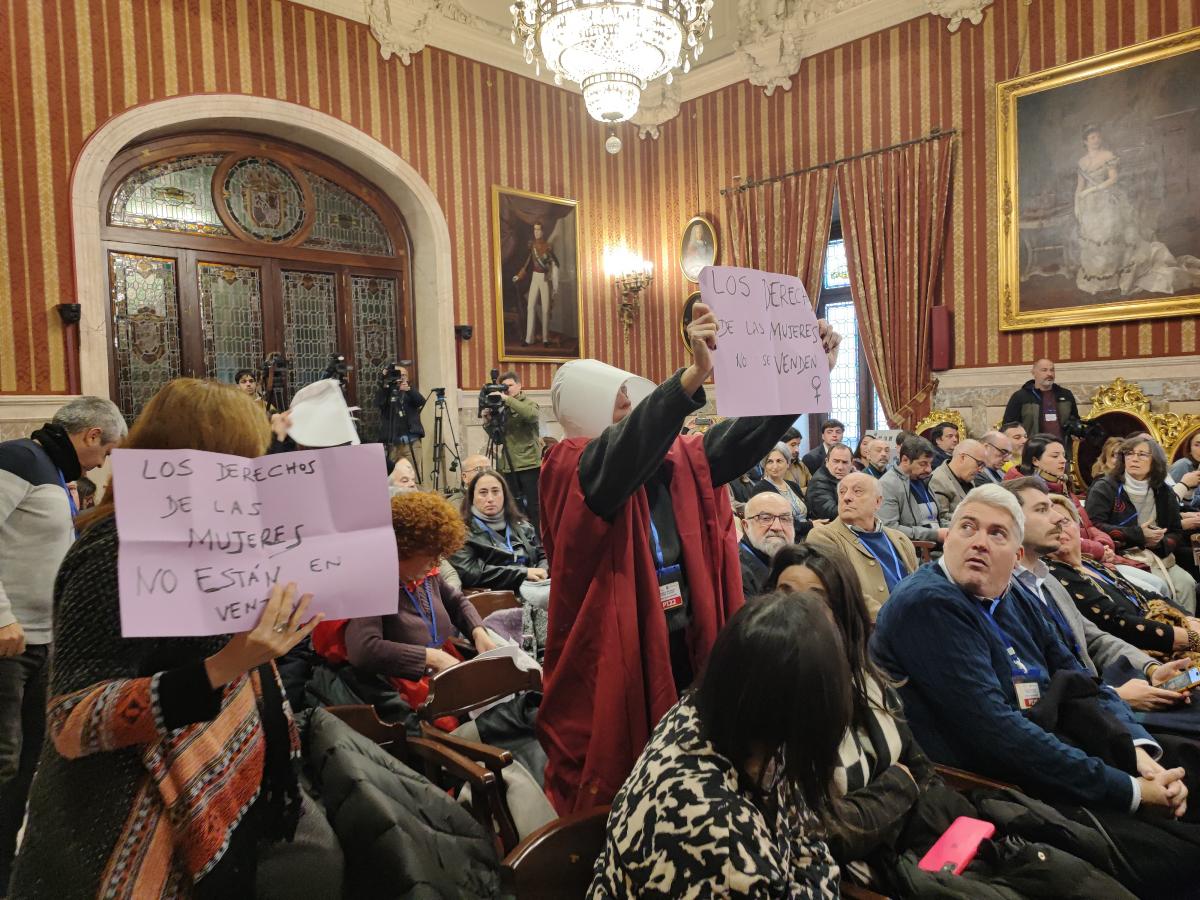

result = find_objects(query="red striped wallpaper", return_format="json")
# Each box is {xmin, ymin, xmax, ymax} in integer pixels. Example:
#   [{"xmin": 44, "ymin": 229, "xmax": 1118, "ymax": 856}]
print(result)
[{"xmin": 0, "ymin": 0, "xmax": 1195, "ymax": 397}]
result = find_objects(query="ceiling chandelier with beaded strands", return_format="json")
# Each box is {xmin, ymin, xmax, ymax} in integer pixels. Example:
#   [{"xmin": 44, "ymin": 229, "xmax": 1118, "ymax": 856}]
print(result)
[{"xmin": 511, "ymin": 0, "xmax": 714, "ymax": 125}]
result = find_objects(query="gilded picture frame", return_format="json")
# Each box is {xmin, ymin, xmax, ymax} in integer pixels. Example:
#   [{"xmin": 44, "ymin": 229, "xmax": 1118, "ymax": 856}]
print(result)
[
  {"xmin": 679, "ymin": 215, "xmax": 717, "ymax": 282},
  {"xmin": 492, "ymin": 185, "xmax": 583, "ymax": 363},
  {"xmin": 997, "ymin": 27, "xmax": 1200, "ymax": 331}
]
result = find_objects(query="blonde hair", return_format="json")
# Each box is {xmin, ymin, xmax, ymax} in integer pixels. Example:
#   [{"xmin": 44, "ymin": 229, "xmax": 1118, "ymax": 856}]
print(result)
[
  {"xmin": 81, "ymin": 379, "xmax": 270, "ymax": 528},
  {"xmin": 1092, "ymin": 436, "xmax": 1123, "ymax": 479},
  {"xmin": 1047, "ymin": 493, "xmax": 1080, "ymax": 524}
]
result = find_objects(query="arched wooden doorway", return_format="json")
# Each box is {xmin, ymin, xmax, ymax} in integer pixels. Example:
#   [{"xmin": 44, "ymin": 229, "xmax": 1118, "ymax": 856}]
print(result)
[{"xmin": 101, "ymin": 133, "xmax": 414, "ymax": 441}]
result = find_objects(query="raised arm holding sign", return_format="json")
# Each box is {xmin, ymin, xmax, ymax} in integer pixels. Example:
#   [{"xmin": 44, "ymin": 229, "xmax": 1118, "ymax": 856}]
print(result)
[{"xmin": 536, "ymin": 278, "xmax": 841, "ymax": 814}]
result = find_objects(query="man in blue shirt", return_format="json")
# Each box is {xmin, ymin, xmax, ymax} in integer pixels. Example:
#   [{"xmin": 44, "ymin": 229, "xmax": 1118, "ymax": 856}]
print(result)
[{"xmin": 872, "ymin": 484, "xmax": 1186, "ymax": 816}]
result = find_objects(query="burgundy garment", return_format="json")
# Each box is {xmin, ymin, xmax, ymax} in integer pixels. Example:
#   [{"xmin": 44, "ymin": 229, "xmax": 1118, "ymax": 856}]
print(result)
[
  {"xmin": 537, "ymin": 434, "xmax": 744, "ymax": 814},
  {"xmin": 1040, "ymin": 388, "xmax": 1064, "ymax": 438},
  {"xmin": 344, "ymin": 576, "xmax": 483, "ymax": 681}
]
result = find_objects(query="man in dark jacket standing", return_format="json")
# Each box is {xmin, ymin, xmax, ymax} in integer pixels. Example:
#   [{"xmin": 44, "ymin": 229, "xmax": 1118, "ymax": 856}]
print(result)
[
  {"xmin": 0, "ymin": 396, "xmax": 125, "ymax": 892},
  {"xmin": 376, "ymin": 364, "xmax": 427, "ymax": 476},
  {"xmin": 1002, "ymin": 358, "xmax": 1082, "ymax": 442},
  {"xmin": 806, "ymin": 443, "xmax": 854, "ymax": 521}
]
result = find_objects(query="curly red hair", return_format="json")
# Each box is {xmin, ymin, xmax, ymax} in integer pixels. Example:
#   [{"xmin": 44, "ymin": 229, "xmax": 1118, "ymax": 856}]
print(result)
[{"xmin": 391, "ymin": 491, "xmax": 466, "ymax": 559}]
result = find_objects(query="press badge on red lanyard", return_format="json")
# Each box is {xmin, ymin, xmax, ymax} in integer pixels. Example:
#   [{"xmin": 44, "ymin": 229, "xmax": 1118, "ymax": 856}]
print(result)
[{"xmin": 649, "ymin": 516, "xmax": 684, "ymax": 611}]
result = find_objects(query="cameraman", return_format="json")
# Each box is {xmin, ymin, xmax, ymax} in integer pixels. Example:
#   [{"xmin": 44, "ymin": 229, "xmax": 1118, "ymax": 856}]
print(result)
[
  {"xmin": 376, "ymin": 364, "xmax": 427, "ymax": 472},
  {"xmin": 484, "ymin": 370, "xmax": 543, "ymax": 533},
  {"xmin": 1002, "ymin": 358, "xmax": 1082, "ymax": 443}
]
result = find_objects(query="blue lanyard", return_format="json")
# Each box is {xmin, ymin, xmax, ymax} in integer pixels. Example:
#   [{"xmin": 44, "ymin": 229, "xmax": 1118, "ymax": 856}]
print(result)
[
  {"xmin": 1083, "ymin": 562, "xmax": 1147, "ymax": 613},
  {"xmin": 648, "ymin": 515, "xmax": 682, "ymax": 583},
  {"xmin": 1113, "ymin": 485, "xmax": 1139, "ymax": 527},
  {"xmin": 56, "ymin": 469, "xmax": 78, "ymax": 537},
  {"xmin": 1011, "ymin": 577, "xmax": 1083, "ymax": 662},
  {"xmin": 983, "ymin": 597, "xmax": 1029, "ymax": 675},
  {"xmin": 911, "ymin": 479, "xmax": 937, "ymax": 519},
  {"xmin": 402, "ymin": 581, "xmax": 440, "ymax": 647},
  {"xmin": 473, "ymin": 516, "xmax": 527, "ymax": 564},
  {"xmin": 854, "ymin": 530, "xmax": 907, "ymax": 587}
]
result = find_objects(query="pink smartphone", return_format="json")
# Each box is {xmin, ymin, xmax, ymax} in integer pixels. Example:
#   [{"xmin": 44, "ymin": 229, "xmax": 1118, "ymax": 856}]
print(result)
[{"xmin": 917, "ymin": 816, "xmax": 995, "ymax": 875}]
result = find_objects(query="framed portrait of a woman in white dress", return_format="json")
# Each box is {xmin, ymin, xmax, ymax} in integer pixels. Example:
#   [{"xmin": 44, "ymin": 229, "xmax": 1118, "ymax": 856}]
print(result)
[
  {"xmin": 679, "ymin": 216, "xmax": 717, "ymax": 282},
  {"xmin": 997, "ymin": 28, "xmax": 1200, "ymax": 330}
]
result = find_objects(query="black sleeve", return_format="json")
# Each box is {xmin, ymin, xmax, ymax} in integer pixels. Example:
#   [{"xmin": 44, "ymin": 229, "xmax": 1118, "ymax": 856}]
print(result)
[
  {"xmin": 827, "ymin": 765, "xmax": 921, "ymax": 863},
  {"xmin": 1084, "ymin": 478, "xmax": 1143, "ymax": 548},
  {"xmin": 801, "ymin": 449, "xmax": 824, "ymax": 474},
  {"xmin": 702, "ymin": 413, "xmax": 798, "ymax": 487},
  {"xmin": 578, "ymin": 370, "xmax": 706, "ymax": 521},
  {"xmin": 446, "ymin": 542, "xmax": 526, "ymax": 591},
  {"xmin": 156, "ymin": 661, "xmax": 224, "ymax": 730},
  {"xmin": 1052, "ymin": 564, "xmax": 1174, "ymax": 655},
  {"xmin": 806, "ymin": 474, "xmax": 839, "ymax": 520},
  {"xmin": 1001, "ymin": 391, "xmax": 1023, "ymax": 427},
  {"xmin": 408, "ymin": 389, "xmax": 427, "ymax": 412}
]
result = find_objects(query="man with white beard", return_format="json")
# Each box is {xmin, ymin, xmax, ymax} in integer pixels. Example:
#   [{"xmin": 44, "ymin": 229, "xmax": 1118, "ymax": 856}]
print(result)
[{"xmin": 738, "ymin": 491, "xmax": 796, "ymax": 597}]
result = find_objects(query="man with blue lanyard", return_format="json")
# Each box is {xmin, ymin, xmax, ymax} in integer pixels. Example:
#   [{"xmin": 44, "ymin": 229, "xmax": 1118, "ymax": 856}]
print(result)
[
  {"xmin": 0, "ymin": 396, "xmax": 124, "ymax": 892},
  {"xmin": 808, "ymin": 472, "xmax": 917, "ymax": 619},
  {"xmin": 878, "ymin": 434, "xmax": 947, "ymax": 547},
  {"xmin": 872, "ymin": 485, "xmax": 1200, "ymax": 894},
  {"xmin": 1004, "ymin": 477, "xmax": 1194, "ymax": 710}
]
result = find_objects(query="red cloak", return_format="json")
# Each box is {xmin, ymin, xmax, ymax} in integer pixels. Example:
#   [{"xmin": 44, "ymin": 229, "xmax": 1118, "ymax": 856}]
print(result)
[{"xmin": 536, "ymin": 433, "xmax": 745, "ymax": 814}]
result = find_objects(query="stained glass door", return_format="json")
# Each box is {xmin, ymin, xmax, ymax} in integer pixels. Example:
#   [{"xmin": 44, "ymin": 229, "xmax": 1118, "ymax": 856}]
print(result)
[
  {"xmin": 280, "ymin": 269, "xmax": 340, "ymax": 392},
  {"xmin": 196, "ymin": 260, "xmax": 265, "ymax": 385}
]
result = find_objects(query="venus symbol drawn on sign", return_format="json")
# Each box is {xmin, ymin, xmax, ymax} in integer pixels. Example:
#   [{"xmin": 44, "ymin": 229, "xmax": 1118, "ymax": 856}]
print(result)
[{"xmin": 811, "ymin": 375, "xmax": 822, "ymax": 405}]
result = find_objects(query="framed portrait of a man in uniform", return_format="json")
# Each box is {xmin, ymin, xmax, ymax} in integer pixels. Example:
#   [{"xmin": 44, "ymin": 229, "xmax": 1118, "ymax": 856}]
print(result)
[{"xmin": 492, "ymin": 186, "xmax": 582, "ymax": 362}]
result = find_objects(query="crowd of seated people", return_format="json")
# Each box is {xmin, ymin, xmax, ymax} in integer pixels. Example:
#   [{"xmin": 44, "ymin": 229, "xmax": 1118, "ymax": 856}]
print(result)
[{"xmin": 12, "ymin": 337, "xmax": 1200, "ymax": 899}]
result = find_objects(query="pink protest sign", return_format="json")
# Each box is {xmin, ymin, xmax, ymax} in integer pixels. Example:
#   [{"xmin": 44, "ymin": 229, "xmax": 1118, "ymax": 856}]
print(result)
[
  {"xmin": 111, "ymin": 444, "xmax": 399, "ymax": 638},
  {"xmin": 698, "ymin": 266, "xmax": 833, "ymax": 417}
]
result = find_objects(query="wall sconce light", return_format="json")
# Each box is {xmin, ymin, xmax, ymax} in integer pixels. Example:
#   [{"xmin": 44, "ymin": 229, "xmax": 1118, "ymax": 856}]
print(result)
[{"xmin": 606, "ymin": 248, "xmax": 654, "ymax": 331}]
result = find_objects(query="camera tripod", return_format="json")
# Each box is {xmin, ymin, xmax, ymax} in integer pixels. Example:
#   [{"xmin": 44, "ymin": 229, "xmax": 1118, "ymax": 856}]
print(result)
[
  {"xmin": 382, "ymin": 382, "xmax": 423, "ymax": 483},
  {"xmin": 429, "ymin": 390, "xmax": 463, "ymax": 496}
]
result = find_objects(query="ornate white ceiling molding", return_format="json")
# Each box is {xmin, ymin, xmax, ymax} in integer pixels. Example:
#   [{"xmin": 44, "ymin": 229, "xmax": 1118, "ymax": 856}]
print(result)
[
  {"xmin": 631, "ymin": 79, "xmax": 683, "ymax": 139},
  {"xmin": 733, "ymin": 0, "xmax": 808, "ymax": 96},
  {"xmin": 366, "ymin": 0, "xmax": 515, "ymax": 66},
  {"xmin": 925, "ymin": 0, "xmax": 993, "ymax": 32}
]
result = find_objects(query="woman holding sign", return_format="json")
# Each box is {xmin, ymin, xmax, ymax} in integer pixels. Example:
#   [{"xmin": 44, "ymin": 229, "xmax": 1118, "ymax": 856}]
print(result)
[
  {"xmin": 538, "ymin": 300, "xmax": 840, "ymax": 814},
  {"xmin": 12, "ymin": 379, "xmax": 330, "ymax": 900}
]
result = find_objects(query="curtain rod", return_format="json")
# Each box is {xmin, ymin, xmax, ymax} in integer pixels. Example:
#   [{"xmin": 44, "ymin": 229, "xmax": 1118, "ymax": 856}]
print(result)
[{"xmin": 720, "ymin": 127, "xmax": 958, "ymax": 196}]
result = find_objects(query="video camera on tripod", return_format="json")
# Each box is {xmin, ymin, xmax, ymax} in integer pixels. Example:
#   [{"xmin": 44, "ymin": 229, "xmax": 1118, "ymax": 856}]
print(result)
[
  {"xmin": 479, "ymin": 368, "xmax": 509, "ymax": 442},
  {"xmin": 378, "ymin": 360, "xmax": 415, "ymax": 400}
]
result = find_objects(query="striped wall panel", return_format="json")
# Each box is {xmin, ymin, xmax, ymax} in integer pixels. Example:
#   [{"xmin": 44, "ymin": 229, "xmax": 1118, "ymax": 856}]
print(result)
[{"xmin": 0, "ymin": 0, "xmax": 1196, "ymax": 397}]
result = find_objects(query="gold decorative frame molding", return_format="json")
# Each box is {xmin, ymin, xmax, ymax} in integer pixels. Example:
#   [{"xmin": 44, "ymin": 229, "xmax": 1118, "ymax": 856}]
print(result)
[
  {"xmin": 996, "ymin": 27, "xmax": 1200, "ymax": 331},
  {"xmin": 1087, "ymin": 377, "xmax": 1152, "ymax": 417},
  {"xmin": 1154, "ymin": 412, "xmax": 1200, "ymax": 460},
  {"xmin": 913, "ymin": 408, "xmax": 969, "ymax": 440}
]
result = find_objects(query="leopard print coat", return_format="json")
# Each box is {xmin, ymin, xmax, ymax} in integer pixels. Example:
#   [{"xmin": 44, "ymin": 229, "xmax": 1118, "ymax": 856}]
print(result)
[{"xmin": 588, "ymin": 697, "xmax": 840, "ymax": 899}]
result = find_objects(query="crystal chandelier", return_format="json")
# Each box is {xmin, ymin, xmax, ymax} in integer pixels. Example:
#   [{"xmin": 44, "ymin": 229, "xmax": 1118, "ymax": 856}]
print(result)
[{"xmin": 511, "ymin": 0, "xmax": 714, "ymax": 124}]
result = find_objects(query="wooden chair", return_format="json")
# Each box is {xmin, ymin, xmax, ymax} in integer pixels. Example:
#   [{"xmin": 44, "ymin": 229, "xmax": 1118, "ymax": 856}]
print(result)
[
  {"xmin": 325, "ymin": 704, "xmax": 507, "ymax": 841},
  {"xmin": 911, "ymin": 540, "xmax": 936, "ymax": 564},
  {"xmin": 935, "ymin": 763, "xmax": 1015, "ymax": 793},
  {"xmin": 500, "ymin": 805, "xmax": 610, "ymax": 900},
  {"xmin": 840, "ymin": 882, "xmax": 892, "ymax": 900},
  {"xmin": 464, "ymin": 589, "xmax": 521, "ymax": 619}
]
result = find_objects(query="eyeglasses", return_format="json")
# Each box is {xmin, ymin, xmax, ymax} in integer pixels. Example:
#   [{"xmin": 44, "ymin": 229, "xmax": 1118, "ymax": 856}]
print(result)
[
  {"xmin": 747, "ymin": 513, "xmax": 791, "ymax": 527},
  {"xmin": 961, "ymin": 453, "xmax": 986, "ymax": 469},
  {"xmin": 1122, "ymin": 451, "xmax": 1153, "ymax": 460},
  {"xmin": 984, "ymin": 442, "xmax": 1012, "ymax": 460}
]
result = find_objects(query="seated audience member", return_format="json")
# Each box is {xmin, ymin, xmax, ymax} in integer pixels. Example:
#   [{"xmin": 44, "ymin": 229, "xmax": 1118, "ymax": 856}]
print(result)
[
  {"xmin": 388, "ymin": 457, "xmax": 418, "ymax": 495},
  {"xmin": 802, "ymin": 418, "xmax": 844, "ymax": 474},
  {"xmin": 737, "ymin": 492, "xmax": 796, "ymax": 597},
  {"xmin": 1003, "ymin": 477, "xmax": 1190, "ymax": 712},
  {"xmin": 1169, "ymin": 430, "xmax": 1200, "ymax": 510},
  {"xmin": 1047, "ymin": 493, "xmax": 1200, "ymax": 665},
  {"xmin": 1086, "ymin": 436, "xmax": 1197, "ymax": 613},
  {"xmin": 805, "ymin": 442, "xmax": 854, "ymax": 521},
  {"xmin": 853, "ymin": 435, "xmax": 874, "ymax": 472},
  {"xmin": 807, "ymin": 473, "xmax": 917, "ymax": 619},
  {"xmin": 928, "ymin": 421, "xmax": 959, "ymax": 468},
  {"xmin": 861, "ymin": 433, "xmax": 891, "ymax": 479},
  {"xmin": 449, "ymin": 469, "xmax": 548, "ymax": 602},
  {"xmin": 929, "ymin": 439, "xmax": 987, "ymax": 521},
  {"xmin": 974, "ymin": 430, "xmax": 1012, "ymax": 486},
  {"xmin": 782, "ymin": 425, "xmax": 812, "ymax": 490},
  {"xmin": 1000, "ymin": 421, "xmax": 1028, "ymax": 472},
  {"xmin": 1093, "ymin": 435, "xmax": 1124, "ymax": 482},
  {"xmin": 878, "ymin": 435, "xmax": 946, "ymax": 545},
  {"xmin": 871, "ymin": 485, "xmax": 1200, "ymax": 896},
  {"xmin": 727, "ymin": 464, "xmax": 761, "ymax": 509},
  {"xmin": 11, "ymin": 380, "xmax": 327, "ymax": 898},
  {"xmin": 347, "ymin": 492, "xmax": 496, "ymax": 680},
  {"xmin": 752, "ymin": 442, "xmax": 809, "ymax": 533},
  {"xmin": 460, "ymin": 453, "xmax": 490, "ymax": 488},
  {"xmin": 589, "ymin": 592, "xmax": 849, "ymax": 898}
]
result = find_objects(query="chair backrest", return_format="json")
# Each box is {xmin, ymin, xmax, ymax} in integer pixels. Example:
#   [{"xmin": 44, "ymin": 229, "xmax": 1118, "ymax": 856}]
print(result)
[
  {"xmin": 421, "ymin": 654, "xmax": 543, "ymax": 721},
  {"xmin": 910, "ymin": 540, "xmax": 936, "ymax": 564},
  {"xmin": 465, "ymin": 589, "xmax": 521, "ymax": 619},
  {"xmin": 501, "ymin": 805, "xmax": 610, "ymax": 899},
  {"xmin": 934, "ymin": 763, "xmax": 1015, "ymax": 793}
]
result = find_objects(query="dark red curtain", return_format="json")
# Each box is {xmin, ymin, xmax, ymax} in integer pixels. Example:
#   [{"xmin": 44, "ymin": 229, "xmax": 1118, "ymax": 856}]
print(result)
[{"xmin": 836, "ymin": 135, "xmax": 955, "ymax": 429}]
